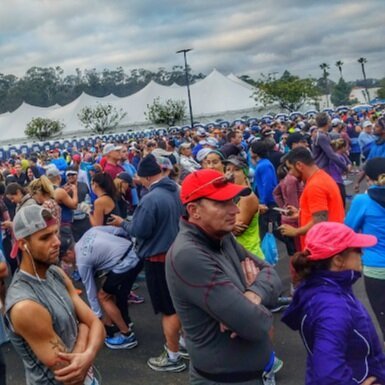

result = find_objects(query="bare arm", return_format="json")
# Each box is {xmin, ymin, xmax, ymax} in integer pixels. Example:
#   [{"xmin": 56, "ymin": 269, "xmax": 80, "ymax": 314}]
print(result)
[
  {"xmin": 89, "ymin": 199, "xmax": 104, "ymax": 227},
  {"xmin": 53, "ymin": 270, "xmax": 105, "ymax": 383},
  {"xmin": 280, "ymin": 211, "xmax": 328, "ymax": 237},
  {"xmin": 236, "ymin": 194, "xmax": 259, "ymax": 227},
  {"xmin": 55, "ymin": 187, "xmax": 78, "ymax": 209},
  {"xmin": 10, "ymin": 300, "xmax": 72, "ymax": 371}
]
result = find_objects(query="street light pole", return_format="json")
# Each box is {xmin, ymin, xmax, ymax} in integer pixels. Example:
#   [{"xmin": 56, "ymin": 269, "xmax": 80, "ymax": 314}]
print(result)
[{"xmin": 176, "ymin": 48, "xmax": 194, "ymax": 128}]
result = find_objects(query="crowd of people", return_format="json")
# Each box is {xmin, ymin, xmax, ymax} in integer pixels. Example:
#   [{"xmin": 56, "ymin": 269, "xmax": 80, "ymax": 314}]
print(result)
[{"xmin": 0, "ymin": 106, "xmax": 384, "ymax": 384}]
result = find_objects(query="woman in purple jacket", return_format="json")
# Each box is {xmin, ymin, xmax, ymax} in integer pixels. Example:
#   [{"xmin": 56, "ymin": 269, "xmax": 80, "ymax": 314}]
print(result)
[{"xmin": 282, "ymin": 222, "xmax": 385, "ymax": 385}]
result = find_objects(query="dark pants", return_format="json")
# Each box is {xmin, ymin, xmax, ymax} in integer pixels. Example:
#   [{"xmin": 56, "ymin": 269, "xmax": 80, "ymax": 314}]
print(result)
[
  {"xmin": 337, "ymin": 183, "xmax": 346, "ymax": 209},
  {"xmin": 364, "ymin": 275, "xmax": 385, "ymax": 341},
  {"xmin": 258, "ymin": 205, "xmax": 282, "ymax": 242},
  {"xmin": 0, "ymin": 347, "xmax": 5, "ymax": 385},
  {"xmin": 349, "ymin": 152, "xmax": 361, "ymax": 166},
  {"xmin": 102, "ymin": 260, "xmax": 143, "ymax": 326}
]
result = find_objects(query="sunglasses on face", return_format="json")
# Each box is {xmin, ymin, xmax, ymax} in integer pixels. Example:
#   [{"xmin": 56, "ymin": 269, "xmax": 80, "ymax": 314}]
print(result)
[{"xmin": 184, "ymin": 175, "xmax": 232, "ymax": 201}]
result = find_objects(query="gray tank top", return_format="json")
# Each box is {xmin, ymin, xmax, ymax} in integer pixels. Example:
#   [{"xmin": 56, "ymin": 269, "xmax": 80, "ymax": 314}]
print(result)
[{"xmin": 5, "ymin": 266, "xmax": 78, "ymax": 385}]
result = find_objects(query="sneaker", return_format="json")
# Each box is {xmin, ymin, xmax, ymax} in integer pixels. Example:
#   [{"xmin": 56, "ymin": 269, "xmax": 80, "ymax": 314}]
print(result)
[
  {"xmin": 127, "ymin": 291, "xmax": 145, "ymax": 304},
  {"xmin": 147, "ymin": 350, "xmax": 187, "ymax": 372},
  {"xmin": 178, "ymin": 344, "xmax": 190, "ymax": 360},
  {"xmin": 270, "ymin": 296, "xmax": 292, "ymax": 313},
  {"xmin": 271, "ymin": 356, "xmax": 283, "ymax": 373},
  {"xmin": 131, "ymin": 283, "xmax": 139, "ymax": 290},
  {"xmin": 262, "ymin": 356, "xmax": 283, "ymax": 385},
  {"xmin": 104, "ymin": 332, "xmax": 138, "ymax": 350}
]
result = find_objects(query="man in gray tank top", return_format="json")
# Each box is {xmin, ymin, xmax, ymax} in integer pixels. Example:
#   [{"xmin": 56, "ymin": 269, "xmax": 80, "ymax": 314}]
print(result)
[{"xmin": 5, "ymin": 205, "xmax": 105, "ymax": 385}]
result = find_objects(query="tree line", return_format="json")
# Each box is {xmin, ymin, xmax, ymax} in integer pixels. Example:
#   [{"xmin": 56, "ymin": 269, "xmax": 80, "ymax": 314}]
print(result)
[{"xmin": 0, "ymin": 66, "xmax": 205, "ymax": 114}]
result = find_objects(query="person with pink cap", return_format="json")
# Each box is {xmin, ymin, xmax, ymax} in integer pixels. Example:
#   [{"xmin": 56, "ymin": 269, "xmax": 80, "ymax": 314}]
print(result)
[{"xmin": 282, "ymin": 222, "xmax": 385, "ymax": 385}]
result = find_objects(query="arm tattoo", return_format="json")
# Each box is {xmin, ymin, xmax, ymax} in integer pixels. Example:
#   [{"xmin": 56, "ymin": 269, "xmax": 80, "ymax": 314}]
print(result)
[
  {"xmin": 313, "ymin": 210, "xmax": 328, "ymax": 223},
  {"xmin": 49, "ymin": 337, "xmax": 68, "ymax": 353},
  {"xmin": 49, "ymin": 337, "xmax": 69, "ymax": 370}
]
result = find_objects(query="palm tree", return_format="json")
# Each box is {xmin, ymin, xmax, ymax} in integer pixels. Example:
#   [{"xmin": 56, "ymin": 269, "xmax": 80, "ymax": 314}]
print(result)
[
  {"xmin": 358, "ymin": 57, "xmax": 370, "ymax": 102},
  {"xmin": 320, "ymin": 63, "xmax": 330, "ymax": 106},
  {"xmin": 335, "ymin": 60, "xmax": 344, "ymax": 79}
]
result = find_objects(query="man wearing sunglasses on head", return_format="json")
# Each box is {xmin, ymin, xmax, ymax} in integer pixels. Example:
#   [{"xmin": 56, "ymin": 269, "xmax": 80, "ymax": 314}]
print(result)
[{"xmin": 166, "ymin": 169, "xmax": 282, "ymax": 385}]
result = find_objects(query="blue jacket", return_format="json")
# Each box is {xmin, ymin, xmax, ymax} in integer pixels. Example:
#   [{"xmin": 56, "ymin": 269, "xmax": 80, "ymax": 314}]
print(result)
[
  {"xmin": 253, "ymin": 158, "xmax": 277, "ymax": 205},
  {"xmin": 121, "ymin": 177, "xmax": 184, "ymax": 259},
  {"xmin": 282, "ymin": 270, "xmax": 385, "ymax": 385},
  {"xmin": 367, "ymin": 139, "xmax": 385, "ymax": 160},
  {"xmin": 345, "ymin": 186, "xmax": 385, "ymax": 268}
]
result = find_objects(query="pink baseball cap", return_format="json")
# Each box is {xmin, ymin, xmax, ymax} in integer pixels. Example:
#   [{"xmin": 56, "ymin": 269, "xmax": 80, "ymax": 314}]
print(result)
[{"xmin": 305, "ymin": 222, "xmax": 377, "ymax": 261}]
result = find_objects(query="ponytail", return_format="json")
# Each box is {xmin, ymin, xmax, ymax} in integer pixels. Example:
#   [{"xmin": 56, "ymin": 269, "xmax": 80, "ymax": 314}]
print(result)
[{"xmin": 292, "ymin": 250, "xmax": 332, "ymax": 281}]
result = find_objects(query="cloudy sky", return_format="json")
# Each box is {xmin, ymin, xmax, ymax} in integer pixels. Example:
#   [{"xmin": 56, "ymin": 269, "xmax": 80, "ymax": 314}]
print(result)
[{"xmin": 1, "ymin": 0, "xmax": 384, "ymax": 82}]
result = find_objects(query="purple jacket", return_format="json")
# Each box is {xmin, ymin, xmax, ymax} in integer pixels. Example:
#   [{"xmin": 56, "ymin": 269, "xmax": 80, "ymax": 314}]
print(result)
[{"xmin": 282, "ymin": 270, "xmax": 385, "ymax": 385}]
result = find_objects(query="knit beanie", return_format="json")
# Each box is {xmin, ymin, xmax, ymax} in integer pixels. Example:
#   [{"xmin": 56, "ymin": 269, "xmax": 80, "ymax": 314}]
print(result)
[{"xmin": 137, "ymin": 154, "xmax": 162, "ymax": 177}]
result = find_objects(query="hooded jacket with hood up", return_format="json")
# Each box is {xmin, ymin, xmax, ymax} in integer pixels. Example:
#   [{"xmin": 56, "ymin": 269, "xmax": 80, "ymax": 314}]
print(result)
[
  {"xmin": 345, "ymin": 185, "xmax": 385, "ymax": 268},
  {"xmin": 282, "ymin": 270, "xmax": 385, "ymax": 385}
]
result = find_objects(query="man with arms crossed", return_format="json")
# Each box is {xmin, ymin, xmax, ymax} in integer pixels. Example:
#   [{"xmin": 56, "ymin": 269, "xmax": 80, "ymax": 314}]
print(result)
[
  {"xmin": 166, "ymin": 169, "xmax": 282, "ymax": 384},
  {"xmin": 5, "ymin": 205, "xmax": 105, "ymax": 385}
]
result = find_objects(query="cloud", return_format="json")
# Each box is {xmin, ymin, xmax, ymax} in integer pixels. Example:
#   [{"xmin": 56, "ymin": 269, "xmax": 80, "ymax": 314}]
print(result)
[{"xmin": 0, "ymin": 0, "xmax": 384, "ymax": 81}]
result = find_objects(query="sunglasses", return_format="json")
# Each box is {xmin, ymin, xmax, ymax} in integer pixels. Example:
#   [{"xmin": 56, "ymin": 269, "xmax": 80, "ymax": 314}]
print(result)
[{"xmin": 184, "ymin": 175, "xmax": 231, "ymax": 202}]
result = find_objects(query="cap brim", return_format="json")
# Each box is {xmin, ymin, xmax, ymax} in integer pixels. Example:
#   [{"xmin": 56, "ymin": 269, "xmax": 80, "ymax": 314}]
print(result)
[
  {"xmin": 206, "ymin": 184, "xmax": 251, "ymax": 202},
  {"xmin": 349, "ymin": 233, "xmax": 377, "ymax": 248}
]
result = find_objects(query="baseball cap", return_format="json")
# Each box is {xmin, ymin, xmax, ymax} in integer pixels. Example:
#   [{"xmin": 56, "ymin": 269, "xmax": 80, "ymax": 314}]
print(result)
[
  {"xmin": 305, "ymin": 222, "xmax": 377, "ymax": 261},
  {"xmin": 72, "ymin": 154, "xmax": 81, "ymax": 163},
  {"xmin": 117, "ymin": 172, "xmax": 133, "ymax": 184},
  {"xmin": 13, "ymin": 205, "xmax": 57, "ymax": 240},
  {"xmin": 223, "ymin": 155, "xmax": 249, "ymax": 172},
  {"xmin": 362, "ymin": 120, "xmax": 373, "ymax": 129},
  {"xmin": 331, "ymin": 118, "xmax": 341, "ymax": 127},
  {"xmin": 45, "ymin": 166, "xmax": 60, "ymax": 178},
  {"xmin": 181, "ymin": 169, "xmax": 250, "ymax": 205},
  {"xmin": 103, "ymin": 143, "xmax": 122, "ymax": 156}
]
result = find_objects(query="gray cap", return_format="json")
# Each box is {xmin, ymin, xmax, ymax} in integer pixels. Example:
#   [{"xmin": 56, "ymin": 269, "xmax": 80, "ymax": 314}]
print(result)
[
  {"xmin": 45, "ymin": 165, "xmax": 60, "ymax": 178},
  {"xmin": 13, "ymin": 205, "xmax": 55, "ymax": 240},
  {"xmin": 103, "ymin": 143, "xmax": 122, "ymax": 156}
]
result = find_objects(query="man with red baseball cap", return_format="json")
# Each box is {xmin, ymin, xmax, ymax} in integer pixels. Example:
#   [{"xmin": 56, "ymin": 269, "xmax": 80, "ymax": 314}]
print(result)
[{"xmin": 166, "ymin": 169, "xmax": 282, "ymax": 384}]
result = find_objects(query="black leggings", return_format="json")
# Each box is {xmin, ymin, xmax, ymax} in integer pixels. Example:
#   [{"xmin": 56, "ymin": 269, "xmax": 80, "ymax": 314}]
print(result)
[{"xmin": 364, "ymin": 275, "xmax": 385, "ymax": 342}]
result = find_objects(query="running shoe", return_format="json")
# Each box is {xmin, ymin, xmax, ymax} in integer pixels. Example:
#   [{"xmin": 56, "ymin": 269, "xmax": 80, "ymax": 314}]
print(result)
[
  {"xmin": 131, "ymin": 283, "xmax": 139, "ymax": 290},
  {"xmin": 147, "ymin": 350, "xmax": 187, "ymax": 372},
  {"xmin": 178, "ymin": 344, "xmax": 190, "ymax": 360},
  {"xmin": 262, "ymin": 356, "xmax": 283, "ymax": 385},
  {"xmin": 270, "ymin": 296, "xmax": 292, "ymax": 313},
  {"xmin": 127, "ymin": 291, "xmax": 145, "ymax": 304},
  {"xmin": 104, "ymin": 332, "xmax": 138, "ymax": 350}
]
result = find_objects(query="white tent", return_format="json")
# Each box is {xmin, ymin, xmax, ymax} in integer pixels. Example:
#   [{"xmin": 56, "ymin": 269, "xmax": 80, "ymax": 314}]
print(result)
[
  {"xmin": 227, "ymin": 73, "xmax": 256, "ymax": 91},
  {"xmin": 0, "ymin": 69, "xmax": 260, "ymax": 143}
]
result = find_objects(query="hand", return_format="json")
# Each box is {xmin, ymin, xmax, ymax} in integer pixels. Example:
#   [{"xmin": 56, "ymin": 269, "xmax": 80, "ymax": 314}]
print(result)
[
  {"xmin": 279, "ymin": 224, "xmax": 298, "ymax": 237},
  {"xmin": 259, "ymin": 204, "xmax": 268, "ymax": 214},
  {"xmin": 219, "ymin": 323, "xmax": 237, "ymax": 339},
  {"xmin": 244, "ymin": 290, "xmax": 262, "ymax": 305},
  {"xmin": 107, "ymin": 214, "xmax": 124, "ymax": 227},
  {"xmin": 54, "ymin": 351, "xmax": 93, "ymax": 384},
  {"xmin": 362, "ymin": 377, "xmax": 381, "ymax": 385},
  {"xmin": 241, "ymin": 257, "xmax": 259, "ymax": 287},
  {"xmin": 233, "ymin": 222, "xmax": 248, "ymax": 236},
  {"xmin": 1, "ymin": 221, "xmax": 12, "ymax": 230},
  {"xmin": 285, "ymin": 205, "xmax": 299, "ymax": 219}
]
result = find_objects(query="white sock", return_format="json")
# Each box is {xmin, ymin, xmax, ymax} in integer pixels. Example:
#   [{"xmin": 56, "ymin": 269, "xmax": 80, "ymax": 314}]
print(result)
[
  {"xmin": 179, "ymin": 335, "xmax": 186, "ymax": 348},
  {"xmin": 166, "ymin": 346, "xmax": 180, "ymax": 361}
]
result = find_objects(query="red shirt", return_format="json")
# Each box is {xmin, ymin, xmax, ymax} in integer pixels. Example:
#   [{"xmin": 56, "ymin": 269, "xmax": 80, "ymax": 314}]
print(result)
[{"xmin": 104, "ymin": 162, "xmax": 124, "ymax": 180}]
